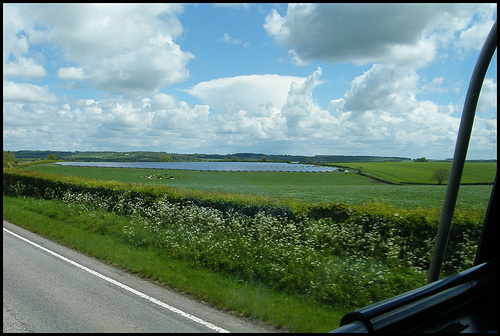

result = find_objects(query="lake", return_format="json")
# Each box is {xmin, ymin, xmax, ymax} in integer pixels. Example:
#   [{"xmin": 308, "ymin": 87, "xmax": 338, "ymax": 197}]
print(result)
[{"xmin": 56, "ymin": 161, "xmax": 337, "ymax": 172}]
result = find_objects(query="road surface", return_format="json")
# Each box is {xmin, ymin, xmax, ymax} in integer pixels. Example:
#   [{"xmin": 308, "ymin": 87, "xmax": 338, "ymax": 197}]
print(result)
[{"xmin": 3, "ymin": 220, "xmax": 278, "ymax": 333}]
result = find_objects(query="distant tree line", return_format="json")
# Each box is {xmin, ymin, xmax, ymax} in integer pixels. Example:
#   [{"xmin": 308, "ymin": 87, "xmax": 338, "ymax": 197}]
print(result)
[
  {"xmin": 9, "ymin": 150, "xmax": 416, "ymax": 164},
  {"xmin": 156, "ymin": 155, "xmax": 173, "ymax": 162},
  {"xmin": 11, "ymin": 150, "xmax": 494, "ymax": 165},
  {"xmin": 3, "ymin": 150, "xmax": 59, "ymax": 168}
]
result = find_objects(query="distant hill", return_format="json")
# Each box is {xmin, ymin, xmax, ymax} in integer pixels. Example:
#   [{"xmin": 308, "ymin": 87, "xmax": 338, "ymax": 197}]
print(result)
[
  {"xmin": 10, "ymin": 150, "xmax": 418, "ymax": 163},
  {"xmin": 10, "ymin": 150, "xmax": 496, "ymax": 164},
  {"xmin": 12, "ymin": 150, "xmax": 75, "ymax": 160}
]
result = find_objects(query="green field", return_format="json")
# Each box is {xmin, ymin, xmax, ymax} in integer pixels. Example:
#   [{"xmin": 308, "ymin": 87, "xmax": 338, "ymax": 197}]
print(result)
[
  {"xmin": 330, "ymin": 161, "xmax": 496, "ymax": 185},
  {"xmin": 21, "ymin": 162, "xmax": 495, "ymax": 210}
]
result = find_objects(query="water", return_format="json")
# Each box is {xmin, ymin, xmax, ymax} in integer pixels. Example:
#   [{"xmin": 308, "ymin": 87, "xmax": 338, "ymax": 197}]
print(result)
[{"xmin": 56, "ymin": 161, "xmax": 337, "ymax": 172}]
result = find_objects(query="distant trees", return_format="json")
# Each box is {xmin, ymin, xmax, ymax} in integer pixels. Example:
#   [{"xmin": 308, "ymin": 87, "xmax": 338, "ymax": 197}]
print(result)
[
  {"xmin": 414, "ymin": 157, "xmax": 428, "ymax": 162},
  {"xmin": 3, "ymin": 151, "xmax": 61, "ymax": 167},
  {"xmin": 3, "ymin": 150, "xmax": 18, "ymax": 168},
  {"xmin": 431, "ymin": 169, "xmax": 449, "ymax": 185},
  {"xmin": 156, "ymin": 155, "xmax": 173, "ymax": 162}
]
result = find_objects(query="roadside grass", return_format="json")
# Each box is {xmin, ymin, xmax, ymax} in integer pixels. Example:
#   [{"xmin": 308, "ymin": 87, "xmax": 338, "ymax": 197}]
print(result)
[{"xmin": 3, "ymin": 195, "xmax": 348, "ymax": 333}]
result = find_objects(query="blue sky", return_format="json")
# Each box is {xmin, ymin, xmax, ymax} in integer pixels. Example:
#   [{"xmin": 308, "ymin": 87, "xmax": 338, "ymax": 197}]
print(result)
[{"xmin": 3, "ymin": 3, "xmax": 497, "ymax": 159}]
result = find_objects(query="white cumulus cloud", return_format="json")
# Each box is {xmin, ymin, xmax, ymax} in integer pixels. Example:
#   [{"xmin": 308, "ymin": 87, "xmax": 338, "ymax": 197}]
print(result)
[
  {"xmin": 3, "ymin": 81, "xmax": 57, "ymax": 104},
  {"xmin": 4, "ymin": 4, "xmax": 193, "ymax": 99},
  {"xmin": 3, "ymin": 57, "xmax": 47, "ymax": 79},
  {"xmin": 57, "ymin": 67, "xmax": 86, "ymax": 80},
  {"xmin": 186, "ymin": 74, "xmax": 306, "ymax": 114}
]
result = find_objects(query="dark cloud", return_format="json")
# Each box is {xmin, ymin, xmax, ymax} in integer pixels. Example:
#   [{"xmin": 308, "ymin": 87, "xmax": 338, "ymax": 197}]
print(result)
[{"xmin": 264, "ymin": 4, "xmax": 483, "ymax": 65}]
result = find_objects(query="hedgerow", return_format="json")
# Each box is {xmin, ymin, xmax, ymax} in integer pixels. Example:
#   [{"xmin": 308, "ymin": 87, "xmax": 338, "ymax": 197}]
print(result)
[{"xmin": 3, "ymin": 169, "xmax": 300, "ymax": 217}]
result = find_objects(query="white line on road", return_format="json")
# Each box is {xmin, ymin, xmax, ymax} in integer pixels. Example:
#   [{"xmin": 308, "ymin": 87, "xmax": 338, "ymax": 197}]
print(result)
[{"xmin": 3, "ymin": 227, "xmax": 230, "ymax": 333}]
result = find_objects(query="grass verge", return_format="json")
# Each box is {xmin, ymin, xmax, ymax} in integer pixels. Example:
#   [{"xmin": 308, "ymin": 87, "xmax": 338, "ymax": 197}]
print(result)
[{"xmin": 3, "ymin": 194, "xmax": 348, "ymax": 333}]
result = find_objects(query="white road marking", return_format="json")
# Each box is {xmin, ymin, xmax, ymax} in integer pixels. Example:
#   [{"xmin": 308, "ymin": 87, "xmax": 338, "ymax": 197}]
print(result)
[{"xmin": 3, "ymin": 227, "xmax": 230, "ymax": 333}]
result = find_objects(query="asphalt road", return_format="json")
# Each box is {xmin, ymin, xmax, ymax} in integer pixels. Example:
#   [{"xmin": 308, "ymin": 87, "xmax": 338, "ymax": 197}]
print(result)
[{"xmin": 3, "ymin": 220, "xmax": 278, "ymax": 333}]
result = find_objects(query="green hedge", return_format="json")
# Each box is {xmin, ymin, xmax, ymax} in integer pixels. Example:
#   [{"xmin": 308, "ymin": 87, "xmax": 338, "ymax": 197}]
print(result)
[{"xmin": 3, "ymin": 169, "xmax": 300, "ymax": 217}]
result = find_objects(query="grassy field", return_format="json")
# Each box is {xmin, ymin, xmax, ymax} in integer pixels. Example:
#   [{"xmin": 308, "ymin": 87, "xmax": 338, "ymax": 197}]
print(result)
[
  {"xmin": 21, "ymin": 162, "xmax": 495, "ymax": 210},
  {"xmin": 330, "ymin": 161, "xmax": 496, "ymax": 185}
]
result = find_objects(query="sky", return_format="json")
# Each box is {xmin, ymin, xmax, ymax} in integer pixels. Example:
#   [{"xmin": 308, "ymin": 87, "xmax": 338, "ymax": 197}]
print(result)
[{"xmin": 3, "ymin": 3, "xmax": 497, "ymax": 160}]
